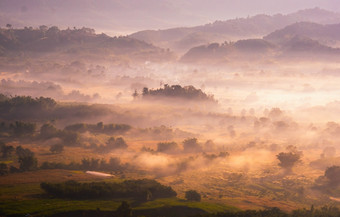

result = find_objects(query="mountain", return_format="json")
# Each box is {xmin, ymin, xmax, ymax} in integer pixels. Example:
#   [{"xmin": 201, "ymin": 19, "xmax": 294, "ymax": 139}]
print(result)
[
  {"xmin": 130, "ymin": 8, "xmax": 340, "ymax": 52},
  {"xmin": 0, "ymin": 26, "xmax": 174, "ymax": 62},
  {"xmin": 264, "ymin": 22, "xmax": 340, "ymax": 47},
  {"xmin": 180, "ymin": 37, "xmax": 340, "ymax": 64}
]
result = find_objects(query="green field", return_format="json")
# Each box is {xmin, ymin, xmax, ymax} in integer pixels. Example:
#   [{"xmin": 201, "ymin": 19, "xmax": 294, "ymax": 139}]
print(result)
[{"xmin": 0, "ymin": 172, "xmax": 239, "ymax": 217}]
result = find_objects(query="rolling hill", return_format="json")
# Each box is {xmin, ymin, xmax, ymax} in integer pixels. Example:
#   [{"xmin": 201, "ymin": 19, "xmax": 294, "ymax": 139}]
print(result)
[
  {"xmin": 0, "ymin": 26, "xmax": 175, "ymax": 62},
  {"xmin": 130, "ymin": 8, "xmax": 340, "ymax": 52},
  {"xmin": 264, "ymin": 22, "xmax": 340, "ymax": 47}
]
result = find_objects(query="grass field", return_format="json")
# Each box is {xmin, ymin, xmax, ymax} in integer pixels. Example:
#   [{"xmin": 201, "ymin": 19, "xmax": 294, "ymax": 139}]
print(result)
[{"xmin": 0, "ymin": 169, "xmax": 239, "ymax": 217}]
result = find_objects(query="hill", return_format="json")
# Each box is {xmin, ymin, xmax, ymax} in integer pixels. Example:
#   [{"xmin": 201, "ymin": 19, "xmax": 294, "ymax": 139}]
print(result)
[
  {"xmin": 180, "ymin": 37, "xmax": 340, "ymax": 64},
  {"xmin": 0, "ymin": 26, "xmax": 174, "ymax": 62},
  {"xmin": 264, "ymin": 22, "xmax": 340, "ymax": 47},
  {"xmin": 130, "ymin": 8, "xmax": 340, "ymax": 52}
]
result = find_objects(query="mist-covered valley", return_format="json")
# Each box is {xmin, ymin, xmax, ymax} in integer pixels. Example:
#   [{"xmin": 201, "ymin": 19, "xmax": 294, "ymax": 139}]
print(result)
[{"xmin": 2, "ymin": 3, "xmax": 340, "ymax": 217}]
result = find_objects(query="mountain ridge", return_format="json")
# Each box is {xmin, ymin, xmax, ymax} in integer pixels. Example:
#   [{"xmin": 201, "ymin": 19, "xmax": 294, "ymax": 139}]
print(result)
[{"xmin": 130, "ymin": 8, "xmax": 340, "ymax": 52}]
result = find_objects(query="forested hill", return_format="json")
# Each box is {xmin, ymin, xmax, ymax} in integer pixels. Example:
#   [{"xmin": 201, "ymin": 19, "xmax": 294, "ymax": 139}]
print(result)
[{"xmin": 0, "ymin": 26, "xmax": 174, "ymax": 62}]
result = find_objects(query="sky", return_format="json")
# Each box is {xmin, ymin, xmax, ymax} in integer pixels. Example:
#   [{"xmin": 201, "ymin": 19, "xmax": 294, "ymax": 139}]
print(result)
[{"xmin": 0, "ymin": 0, "xmax": 340, "ymax": 35}]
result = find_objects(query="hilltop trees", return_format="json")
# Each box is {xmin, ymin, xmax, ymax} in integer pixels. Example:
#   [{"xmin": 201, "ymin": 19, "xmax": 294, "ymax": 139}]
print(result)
[{"xmin": 140, "ymin": 84, "xmax": 216, "ymax": 102}]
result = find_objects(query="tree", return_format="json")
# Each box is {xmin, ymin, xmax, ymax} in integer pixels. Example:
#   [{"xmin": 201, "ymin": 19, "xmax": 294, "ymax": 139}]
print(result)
[
  {"xmin": 50, "ymin": 144, "xmax": 64, "ymax": 154},
  {"xmin": 0, "ymin": 163, "xmax": 8, "ymax": 175},
  {"xmin": 40, "ymin": 123, "xmax": 59, "ymax": 139},
  {"xmin": 15, "ymin": 146, "xmax": 37, "ymax": 171},
  {"xmin": 157, "ymin": 142, "xmax": 179, "ymax": 153},
  {"xmin": 203, "ymin": 140, "xmax": 216, "ymax": 152},
  {"xmin": 1, "ymin": 144, "xmax": 14, "ymax": 158},
  {"xmin": 59, "ymin": 130, "xmax": 80, "ymax": 146},
  {"xmin": 6, "ymin": 24, "xmax": 12, "ymax": 29},
  {"xmin": 16, "ymin": 146, "xmax": 34, "ymax": 158},
  {"xmin": 324, "ymin": 166, "xmax": 340, "ymax": 186},
  {"xmin": 19, "ymin": 155, "xmax": 38, "ymax": 171},
  {"xmin": 116, "ymin": 201, "xmax": 132, "ymax": 217},
  {"xmin": 132, "ymin": 90, "xmax": 139, "ymax": 98},
  {"xmin": 276, "ymin": 146, "xmax": 302, "ymax": 172},
  {"xmin": 185, "ymin": 190, "xmax": 201, "ymax": 202},
  {"xmin": 10, "ymin": 121, "xmax": 36, "ymax": 137},
  {"xmin": 183, "ymin": 138, "xmax": 202, "ymax": 153}
]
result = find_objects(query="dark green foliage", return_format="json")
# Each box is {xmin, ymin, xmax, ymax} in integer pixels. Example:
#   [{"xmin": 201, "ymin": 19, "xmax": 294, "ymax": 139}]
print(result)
[
  {"xmin": 40, "ymin": 179, "xmax": 177, "ymax": 200},
  {"xmin": 50, "ymin": 144, "xmax": 64, "ymax": 154},
  {"xmin": 116, "ymin": 201, "xmax": 132, "ymax": 217},
  {"xmin": 324, "ymin": 165, "xmax": 340, "ymax": 186},
  {"xmin": 183, "ymin": 138, "xmax": 202, "ymax": 153},
  {"xmin": 142, "ymin": 84, "xmax": 216, "ymax": 102},
  {"xmin": 157, "ymin": 142, "xmax": 179, "ymax": 153},
  {"xmin": 185, "ymin": 190, "xmax": 201, "ymax": 202}
]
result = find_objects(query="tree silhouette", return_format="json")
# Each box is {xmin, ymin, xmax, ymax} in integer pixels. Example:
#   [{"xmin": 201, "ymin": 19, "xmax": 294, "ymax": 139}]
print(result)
[
  {"xmin": 116, "ymin": 201, "xmax": 132, "ymax": 217},
  {"xmin": 185, "ymin": 190, "xmax": 201, "ymax": 201}
]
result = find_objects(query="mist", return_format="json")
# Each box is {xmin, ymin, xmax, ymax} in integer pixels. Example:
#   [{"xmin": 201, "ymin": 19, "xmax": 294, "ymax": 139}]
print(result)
[{"xmin": 2, "ymin": 4, "xmax": 340, "ymax": 217}]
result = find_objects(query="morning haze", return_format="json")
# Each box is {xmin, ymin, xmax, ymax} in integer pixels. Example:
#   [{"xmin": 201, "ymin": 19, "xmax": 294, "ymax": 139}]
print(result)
[{"xmin": 1, "ymin": 1, "xmax": 340, "ymax": 217}]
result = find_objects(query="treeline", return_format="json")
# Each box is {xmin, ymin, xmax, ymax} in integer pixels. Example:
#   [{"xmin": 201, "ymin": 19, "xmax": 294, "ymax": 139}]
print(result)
[
  {"xmin": 64, "ymin": 122, "xmax": 131, "ymax": 135},
  {"xmin": 0, "ymin": 140, "xmax": 129, "ymax": 175},
  {"xmin": 0, "ymin": 121, "xmax": 36, "ymax": 137},
  {"xmin": 40, "ymin": 157, "xmax": 126, "ymax": 171},
  {"xmin": 0, "ymin": 94, "xmax": 111, "ymax": 121},
  {"xmin": 0, "ymin": 94, "xmax": 56, "ymax": 120},
  {"xmin": 0, "ymin": 121, "xmax": 130, "ymax": 146},
  {"xmin": 135, "ymin": 84, "xmax": 216, "ymax": 102},
  {"xmin": 40, "ymin": 179, "xmax": 177, "ymax": 201},
  {"xmin": 143, "ymin": 138, "xmax": 224, "ymax": 154},
  {"xmin": 192, "ymin": 206, "xmax": 340, "ymax": 217},
  {"xmin": 0, "ymin": 145, "xmax": 37, "ymax": 175}
]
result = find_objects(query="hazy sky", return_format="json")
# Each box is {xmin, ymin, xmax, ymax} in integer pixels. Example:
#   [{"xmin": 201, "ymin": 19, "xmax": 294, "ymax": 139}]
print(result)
[{"xmin": 1, "ymin": 0, "xmax": 340, "ymax": 34}]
